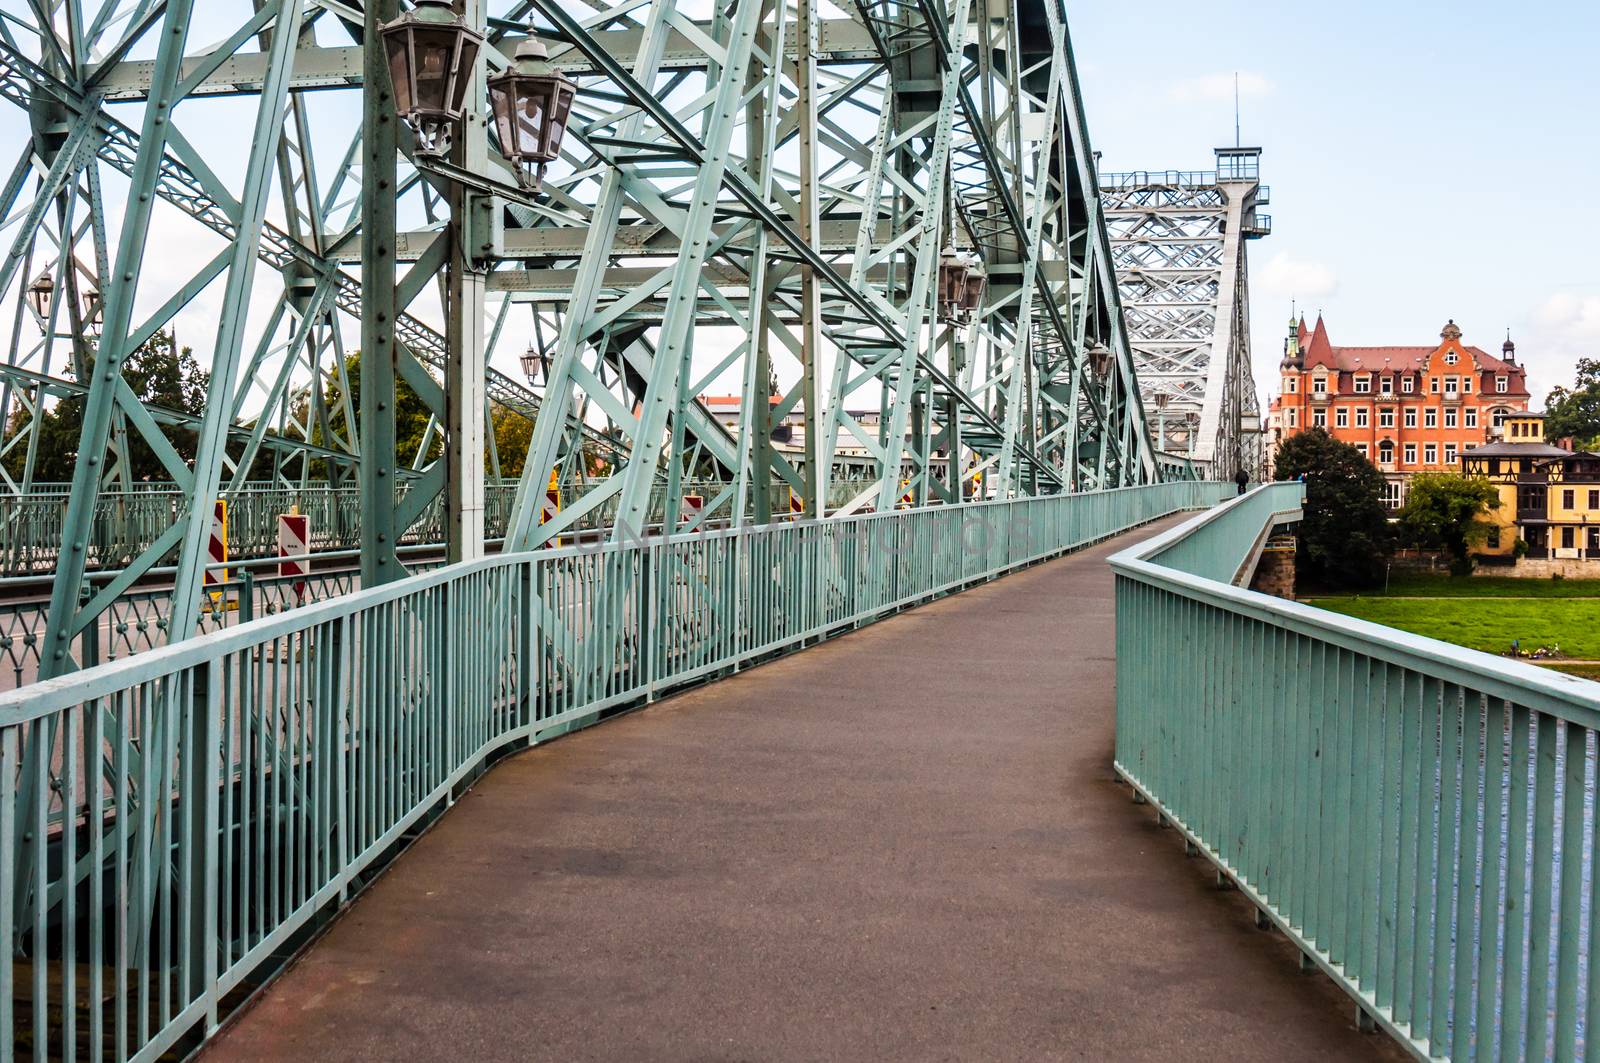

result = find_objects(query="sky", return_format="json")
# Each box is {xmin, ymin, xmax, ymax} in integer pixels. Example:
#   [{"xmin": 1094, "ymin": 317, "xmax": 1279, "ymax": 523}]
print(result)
[
  {"xmin": 1068, "ymin": 0, "xmax": 1600, "ymax": 409},
  {"xmin": 3, "ymin": 1, "xmax": 1596, "ymax": 423}
]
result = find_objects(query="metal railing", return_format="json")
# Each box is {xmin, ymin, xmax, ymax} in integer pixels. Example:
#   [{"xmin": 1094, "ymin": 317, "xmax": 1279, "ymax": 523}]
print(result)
[
  {"xmin": 0, "ymin": 480, "xmax": 1230, "ymax": 1061},
  {"xmin": 0, "ymin": 480, "xmax": 886, "ymax": 690},
  {"xmin": 0, "ymin": 479, "xmax": 872, "ymax": 577},
  {"xmin": 1113, "ymin": 483, "xmax": 1600, "ymax": 1060}
]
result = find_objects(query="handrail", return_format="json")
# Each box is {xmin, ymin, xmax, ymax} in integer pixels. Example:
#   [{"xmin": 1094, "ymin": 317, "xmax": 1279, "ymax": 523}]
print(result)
[
  {"xmin": 0, "ymin": 480, "xmax": 1231, "ymax": 1060},
  {"xmin": 1111, "ymin": 483, "xmax": 1600, "ymax": 1060}
]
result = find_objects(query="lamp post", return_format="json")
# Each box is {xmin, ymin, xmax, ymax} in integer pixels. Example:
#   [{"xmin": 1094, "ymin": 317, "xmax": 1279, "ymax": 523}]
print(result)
[{"xmin": 373, "ymin": 5, "xmax": 584, "ymax": 570}]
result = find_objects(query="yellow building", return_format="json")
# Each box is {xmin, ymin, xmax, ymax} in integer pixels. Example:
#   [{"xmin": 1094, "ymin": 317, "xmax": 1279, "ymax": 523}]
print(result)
[{"xmin": 1461, "ymin": 412, "xmax": 1600, "ymax": 568}]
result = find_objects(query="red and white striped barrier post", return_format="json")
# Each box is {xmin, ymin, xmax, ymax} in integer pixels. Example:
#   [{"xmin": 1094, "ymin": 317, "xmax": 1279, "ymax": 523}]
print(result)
[
  {"xmin": 681, "ymin": 494, "xmax": 704, "ymax": 529},
  {"xmin": 203, "ymin": 499, "xmax": 228, "ymax": 608},
  {"xmin": 277, "ymin": 510, "xmax": 310, "ymax": 605}
]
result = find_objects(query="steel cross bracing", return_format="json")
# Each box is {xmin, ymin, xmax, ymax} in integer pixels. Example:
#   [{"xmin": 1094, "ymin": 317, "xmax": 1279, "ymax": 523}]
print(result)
[
  {"xmin": 0, "ymin": 0, "xmax": 1161, "ymax": 679},
  {"xmin": 1099, "ymin": 154, "xmax": 1267, "ymax": 479}
]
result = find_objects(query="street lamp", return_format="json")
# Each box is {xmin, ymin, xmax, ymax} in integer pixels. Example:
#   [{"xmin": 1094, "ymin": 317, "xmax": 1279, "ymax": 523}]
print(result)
[
  {"xmin": 937, "ymin": 249, "xmax": 970, "ymax": 322},
  {"xmin": 381, "ymin": 0, "xmax": 484, "ymax": 157},
  {"xmin": 1088, "ymin": 343, "xmax": 1112, "ymax": 378},
  {"xmin": 26, "ymin": 272, "xmax": 53, "ymax": 319},
  {"xmin": 520, "ymin": 344, "xmax": 544, "ymax": 383},
  {"xmin": 487, "ymin": 37, "xmax": 577, "ymax": 193}
]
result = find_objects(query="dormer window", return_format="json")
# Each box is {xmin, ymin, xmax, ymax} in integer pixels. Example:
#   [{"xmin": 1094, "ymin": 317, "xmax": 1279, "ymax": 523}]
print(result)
[
  {"xmin": 1496, "ymin": 375, "xmax": 1508, "ymax": 393},
  {"xmin": 1401, "ymin": 376, "xmax": 1415, "ymax": 394},
  {"xmin": 1380, "ymin": 376, "xmax": 1394, "ymax": 395},
  {"xmin": 1354, "ymin": 375, "xmax": 1372, "ymax": 394}
]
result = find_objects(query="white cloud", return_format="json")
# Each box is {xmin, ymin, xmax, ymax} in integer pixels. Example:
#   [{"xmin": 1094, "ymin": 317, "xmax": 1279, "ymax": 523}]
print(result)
[
  {"xmin": 1532, "ymin": 293, "xmax": 1600, "ymax": 340},
  {"xmin": 1255, "ymin": 251, "xmax": 1340, "ymax": 302},
  {"xmin": 1522, "ymin": 293, "xmax": 1600, "ymax": 403},
  {"xmin": 1168, "ymin": 71, "xmax": 1272, "ymax": 104}
]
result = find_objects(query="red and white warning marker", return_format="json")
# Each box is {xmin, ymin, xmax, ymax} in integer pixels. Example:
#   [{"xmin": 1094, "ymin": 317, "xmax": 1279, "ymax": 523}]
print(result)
[
  {"xmin": 277, "ymin": 510, "xmax": 310, "ymax": 604},
  {"xmin": 203, "ymin": 500, "xmax": 228, "ymax": 605}
]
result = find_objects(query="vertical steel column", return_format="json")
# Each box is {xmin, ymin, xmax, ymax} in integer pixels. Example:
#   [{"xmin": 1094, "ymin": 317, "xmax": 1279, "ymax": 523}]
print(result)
[
  {"xmin": 446, "ymin": 0, "xmax": 488, "ymax": 564},
  {"xmin": 362, "ymin": 0, "xmax": 403, "ymax": 586},
  {"xmin": 794, "ymin": 0, "xmax": 823, "ymax": 518}
]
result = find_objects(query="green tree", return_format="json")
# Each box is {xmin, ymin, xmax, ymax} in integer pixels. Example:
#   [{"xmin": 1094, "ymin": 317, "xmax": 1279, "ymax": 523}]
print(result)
[
  {"xmin": 1273, "ymin": 428, "xmax": 1393, "ymax": 590},
  {"xmin": 1545, "ymin": 357, "xmax": 1600, "ymax": 450},
  {"xmin": 3, "ymin": 330, "xmax": 210, "ymax": 483},
  {"xmin": 1398, "ymin": 472, "xmax": 1502, "ymax": 576},
  {"xmin": 489, "ymin": 401, "xmax": 532, "ymax": 480}
]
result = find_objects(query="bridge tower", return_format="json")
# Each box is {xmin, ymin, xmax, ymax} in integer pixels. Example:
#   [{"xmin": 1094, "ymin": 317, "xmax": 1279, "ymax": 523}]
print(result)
[{"xmin": 1100, "ymin": 147, "xmax": 1269, "ymax": 478}]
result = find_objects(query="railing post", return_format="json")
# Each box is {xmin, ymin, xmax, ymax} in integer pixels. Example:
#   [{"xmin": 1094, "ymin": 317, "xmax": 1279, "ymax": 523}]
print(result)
[
  {"xmin": 78, "ymin": 582, "xmax": 99, "ymax": 669},
  {"xmin": 189, "ymin": 658, "xmax": 221, "ymax": 1032},
  {"xmin": 519, "ymin": 560, "xmax": 535, "ymax": 735},
  {"xmin": 641, "ymin": 543, "xmax": 656, "ymax": 697},
  {"xmin": 239, "ymin": 569, "xmax": 254, "ymax": 624}
]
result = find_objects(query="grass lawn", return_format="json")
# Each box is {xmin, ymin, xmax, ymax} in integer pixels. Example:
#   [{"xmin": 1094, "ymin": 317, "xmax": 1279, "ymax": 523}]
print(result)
[
  {"xmin": 1339, "ymin": 573, "xmax": 1600, "ymax": 599},
  {"xmin": 1303, "ymin": 595, "xmax": 1600, "ymax": 660}
]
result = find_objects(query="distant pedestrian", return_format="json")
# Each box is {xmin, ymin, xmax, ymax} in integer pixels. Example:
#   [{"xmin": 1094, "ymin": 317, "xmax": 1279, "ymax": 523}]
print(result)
[{"xmin": 1234, "ymin": 467, "xmax": 1249, "ymax": 495}]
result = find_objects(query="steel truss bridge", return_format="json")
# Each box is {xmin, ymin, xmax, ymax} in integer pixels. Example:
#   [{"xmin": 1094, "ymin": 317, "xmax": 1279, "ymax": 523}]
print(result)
[
  {"xmin": 0, "ymin": 0, "xmax": 1201, "ymax": 692},
  {"xmin": 6, "ymin": 3, "xmax": 1567, "ymax": 1063}
]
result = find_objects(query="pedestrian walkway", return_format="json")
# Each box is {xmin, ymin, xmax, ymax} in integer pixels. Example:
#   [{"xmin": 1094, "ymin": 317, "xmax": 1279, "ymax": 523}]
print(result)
[{"xmin": 204, "ymin": 517, "xmax": 1400, "ymax": 1061}]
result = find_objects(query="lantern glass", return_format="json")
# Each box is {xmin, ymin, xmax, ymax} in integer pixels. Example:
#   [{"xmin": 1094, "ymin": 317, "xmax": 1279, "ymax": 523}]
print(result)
[
  {"xmin": 385, "ymin": 32, "xmax": 415, "ymax": 115},
  {"xmin": 959, "ymin": 267, "xmax": 986, "ymax": 313},
  {"xmin": 520, "ymin": 346, "xmax": 541, "ymax": 382},
  {"xmin": 937, "ymin": 253, "xmax": 968, "ymax": 315},
  {"xmin": 26, "ymin": 273, "xmax": 53, "ymax": 319}
]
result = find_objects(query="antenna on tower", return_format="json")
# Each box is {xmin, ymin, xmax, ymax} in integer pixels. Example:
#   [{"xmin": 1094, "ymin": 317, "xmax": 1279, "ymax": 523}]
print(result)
[{"xmin": 1234, "ymin": 72, "xmax": 1241, "ymax": 147}]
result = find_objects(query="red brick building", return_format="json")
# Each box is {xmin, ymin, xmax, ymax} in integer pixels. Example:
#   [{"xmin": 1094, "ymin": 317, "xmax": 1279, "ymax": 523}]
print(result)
[{"xmin": 1268, "ymin": 316, "xmax": 1532, "ymax": 507}]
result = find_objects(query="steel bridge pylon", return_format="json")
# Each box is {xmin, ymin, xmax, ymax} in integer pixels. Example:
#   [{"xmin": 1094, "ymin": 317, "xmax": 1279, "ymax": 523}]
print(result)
[{"xmin": 1100, "ymin": 147, "xmax": 1268, "ymax": 480}]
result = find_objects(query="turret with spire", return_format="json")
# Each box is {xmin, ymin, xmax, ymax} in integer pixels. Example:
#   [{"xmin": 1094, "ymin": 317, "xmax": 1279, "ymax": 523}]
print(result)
[
  {"xmin": 1281, "ymin": 312, "xmax": 1302, "ymax": 369},
  {"xmin": 1503, "ymin": 330, "xmax": 1517, "ymax": 365}
]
